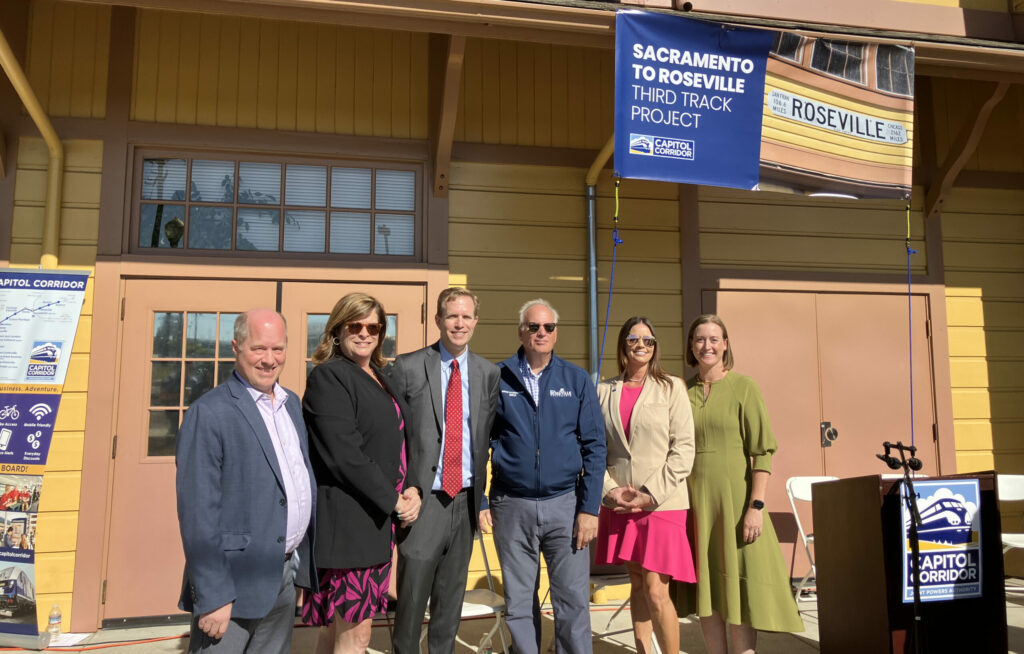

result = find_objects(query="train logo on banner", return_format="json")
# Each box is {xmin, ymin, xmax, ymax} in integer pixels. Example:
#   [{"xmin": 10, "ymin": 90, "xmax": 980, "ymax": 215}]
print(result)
[{"xmin": 901, "ymin": 479, "xmax": 983, "ymax": 602}]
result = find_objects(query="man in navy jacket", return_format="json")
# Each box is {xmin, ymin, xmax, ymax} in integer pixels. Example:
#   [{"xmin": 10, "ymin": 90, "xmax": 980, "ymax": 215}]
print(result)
[{"xmin": 479, "ymin": 299, "xmax": 606, "ymax": 654}]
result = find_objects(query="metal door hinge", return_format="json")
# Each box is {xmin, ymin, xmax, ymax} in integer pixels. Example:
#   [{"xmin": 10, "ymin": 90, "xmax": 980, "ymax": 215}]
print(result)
[
  {"xmin": 120, "ymin": 297, "xmax": 126, "ymax": 320},
  {"xmin": 925, "ymin": 319, "xmax": 931, "ymax": 338},
  {"xmin": 101, "ymin": 579, "xmax": 107, "ymax": 604},
  {"xmin": 111, "ymin": 435, "xmax": 117, "ymax": 459},
  {"xmin": 932, "ymin": 423, "xmax": 938, "ymax": 443},
  {"xmin": 421, "ymin": 302, "xmax": 426, "ymax": 323}
]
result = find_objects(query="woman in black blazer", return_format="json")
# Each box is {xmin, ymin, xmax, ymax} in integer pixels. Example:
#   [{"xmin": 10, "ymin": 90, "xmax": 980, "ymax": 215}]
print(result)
[{"xmin": 302, "ymin": 292, "xmax": 420, "ymax": 653}]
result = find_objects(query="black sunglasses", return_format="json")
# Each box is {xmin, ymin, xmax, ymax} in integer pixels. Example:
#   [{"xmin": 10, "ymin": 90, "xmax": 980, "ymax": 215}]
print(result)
[
  {"xmin": 344, "ymin": 322, "xmax": 383, "ymax": 336},
  {"xmin": 525, "ymin": 322, "xmax": 557, "ymax": 334}
]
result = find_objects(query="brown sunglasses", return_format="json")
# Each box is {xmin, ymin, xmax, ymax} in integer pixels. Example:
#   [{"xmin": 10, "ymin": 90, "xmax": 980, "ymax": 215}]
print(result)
[{"xmin": 344, "ymin": 322, "xmax": 384, "ymax": 336}]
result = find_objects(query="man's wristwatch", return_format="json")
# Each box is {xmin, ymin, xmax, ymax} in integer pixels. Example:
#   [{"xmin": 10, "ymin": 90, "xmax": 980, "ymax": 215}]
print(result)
[{"xmin": 751, "ymin": 499, "xmax": 765, "ymax": 510}]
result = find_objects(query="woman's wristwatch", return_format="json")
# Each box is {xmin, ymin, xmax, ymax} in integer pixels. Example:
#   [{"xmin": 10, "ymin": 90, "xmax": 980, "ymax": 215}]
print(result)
[{"xmin": 751, "ymin": 499, "xmax": 765, "ymax": 510}]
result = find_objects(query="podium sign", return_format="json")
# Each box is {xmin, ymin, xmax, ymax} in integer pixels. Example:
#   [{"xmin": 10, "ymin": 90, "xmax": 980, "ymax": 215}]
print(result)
[{"xmin": 899, "ymin": 478, "xmax": 982, "ymax": 602}]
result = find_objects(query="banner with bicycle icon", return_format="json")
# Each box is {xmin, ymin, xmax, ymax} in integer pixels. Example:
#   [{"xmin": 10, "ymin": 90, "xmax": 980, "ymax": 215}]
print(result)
[{"xmin": 0, "ymin": 270, "xmax": 88, "ymax": 642}]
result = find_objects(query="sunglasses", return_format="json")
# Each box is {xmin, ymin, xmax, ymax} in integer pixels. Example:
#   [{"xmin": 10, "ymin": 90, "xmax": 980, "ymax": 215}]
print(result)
[
  {"xmin": 626, "ymin": 335, "xmax": 656, "ymax": 347},
  {"xmin": 525, "ymin": 322, "xmax": 557, "ymax": 334},
  {"xmin": 344, "ymin": 321, "xmax": 384, "ymax": 336}
]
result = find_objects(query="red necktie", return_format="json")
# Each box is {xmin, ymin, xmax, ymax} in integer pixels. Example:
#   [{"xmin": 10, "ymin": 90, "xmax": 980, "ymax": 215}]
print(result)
[{"xmin": 442, "ymin": 359, "xmax": 463, "ymax": 498}]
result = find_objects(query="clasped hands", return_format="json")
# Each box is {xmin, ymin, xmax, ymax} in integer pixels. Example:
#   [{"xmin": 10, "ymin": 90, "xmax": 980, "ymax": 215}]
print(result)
[
  {"xmin": 394, "ymin": 487, "xmax": 421, "ymax": 527},
  {"xmin": 605, "ymin": 485, "xmax": 654, "ymax": 513}
]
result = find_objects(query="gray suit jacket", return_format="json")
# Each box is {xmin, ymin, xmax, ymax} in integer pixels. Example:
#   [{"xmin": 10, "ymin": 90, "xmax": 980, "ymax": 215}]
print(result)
[
  {"xmin": 389, "ymin": 342, "xmax": 499, "ymax": 522},
  {"xmin": 176, "ymin": 374, "xmax": 316, "ymax": 619}
]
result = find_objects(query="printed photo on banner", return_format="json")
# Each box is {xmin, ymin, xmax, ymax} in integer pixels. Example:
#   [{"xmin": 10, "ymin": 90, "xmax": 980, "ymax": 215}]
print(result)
[
  {"xmin": 0, "ymin": 562, "xmax": 36, "ymax": 632},
  {"xmin": 901, "ymin": 479, "xmax": 982, "ymax": 602},
  {"xmin": 0, "ymin": 476, "xmax": 41, "ymax": 515},
  {"xmin": 758, "ymin": 32, "xmax": 914, "ymax": 199},
  {"xmin": 0, "ymin": 513, "xmax": 34, "ymax": 553}
]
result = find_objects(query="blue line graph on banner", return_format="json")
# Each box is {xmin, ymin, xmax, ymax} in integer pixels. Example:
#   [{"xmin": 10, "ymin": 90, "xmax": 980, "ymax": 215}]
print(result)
[{"xmin": 0, "ymin": 301, "xmax": 64, "ymax": 327}]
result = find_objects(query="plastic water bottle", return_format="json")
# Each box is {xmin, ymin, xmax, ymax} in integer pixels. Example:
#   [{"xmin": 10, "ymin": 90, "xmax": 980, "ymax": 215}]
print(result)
[{"xmin": 47, "ymin": 604, "xmax": 61, "ymax": 637}]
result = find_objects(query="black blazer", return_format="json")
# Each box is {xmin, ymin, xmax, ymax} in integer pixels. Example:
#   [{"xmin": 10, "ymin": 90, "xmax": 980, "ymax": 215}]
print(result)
[{"xmin": 303, "ymin": 356, "xmax": 409, "ymax": 569}]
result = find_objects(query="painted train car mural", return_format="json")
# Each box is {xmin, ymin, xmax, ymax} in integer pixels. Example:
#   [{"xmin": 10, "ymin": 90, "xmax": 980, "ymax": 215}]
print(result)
[{"xmin": 759, "ymin": 32, "xmax": 915, "ymax": 199}]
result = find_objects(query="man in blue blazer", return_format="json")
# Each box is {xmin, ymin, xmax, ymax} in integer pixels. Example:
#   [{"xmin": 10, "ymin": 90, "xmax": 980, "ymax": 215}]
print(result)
[
  {"xmin": 389, "ymin": 288, "xmax": 500, "ymax": 653},
  {"xmin": 176, "ymin": 309, "xmax": 316, "ymax": 654}
]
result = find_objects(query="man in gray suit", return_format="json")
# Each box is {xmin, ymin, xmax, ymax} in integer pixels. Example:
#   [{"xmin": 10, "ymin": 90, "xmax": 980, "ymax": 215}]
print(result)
[
  {"xmin": 389, "ymin": 288, "xmax": 500, "ymax": 653},
  {"xmin": 176, "ymin": 309, "xmax": 316, "ymax": 654}
]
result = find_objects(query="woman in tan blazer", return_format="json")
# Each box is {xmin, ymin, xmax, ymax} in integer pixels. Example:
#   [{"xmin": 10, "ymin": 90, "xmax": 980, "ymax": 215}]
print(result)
[{"xmin": 595, "ymin": 316, "xmax": 696, "ymax": 654}]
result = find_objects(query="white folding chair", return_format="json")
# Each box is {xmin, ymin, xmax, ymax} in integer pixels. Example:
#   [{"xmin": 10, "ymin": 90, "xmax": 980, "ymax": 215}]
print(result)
[
  {"xmin": 419, "ymin": 531, "xmax": 509, "ymax": 653},
  {"xmin": 999, "ymin": 474, "xmax": 1024, "ymax": 593},
  {"xmin": 786, "ymin": 475, "xmax": 838, "ymax": 602}
]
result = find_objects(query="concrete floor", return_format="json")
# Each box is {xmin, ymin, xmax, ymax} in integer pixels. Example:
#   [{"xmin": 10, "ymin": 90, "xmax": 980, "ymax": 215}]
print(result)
[{"xmin": 30, "ymin": 590, "xmax": 1024, "ymax": 654}]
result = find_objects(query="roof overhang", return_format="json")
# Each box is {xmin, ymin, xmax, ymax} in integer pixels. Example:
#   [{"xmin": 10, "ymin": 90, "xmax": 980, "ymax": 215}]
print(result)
[{"xmin": 73, "ymin": 0, "xmax": 1024, "ymax": 79}]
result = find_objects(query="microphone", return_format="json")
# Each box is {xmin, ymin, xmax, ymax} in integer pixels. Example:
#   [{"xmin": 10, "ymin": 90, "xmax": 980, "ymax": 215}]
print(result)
[{"xmin": 876, "ymin": 453, "xmax": 902, "ymax": 470}]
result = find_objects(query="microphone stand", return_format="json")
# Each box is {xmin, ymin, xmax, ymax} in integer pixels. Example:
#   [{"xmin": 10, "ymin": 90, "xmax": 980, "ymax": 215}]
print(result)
[{"xmin": 877, "ymin": 441, "xmax": 923, "ymax": 654}]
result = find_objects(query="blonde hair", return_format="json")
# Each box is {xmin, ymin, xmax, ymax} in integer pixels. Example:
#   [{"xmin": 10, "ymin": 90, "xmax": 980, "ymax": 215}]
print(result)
[
  {"xmin": 436, "ymin": 287, "xmax": 479, "ymax": 318},
  {"xmin": 685, "ymin": 314, "xmax": 734, "ymax": 370},
  {"xmin": 311, "ymin": 292, "xmax": 387, "ymax": 367}
]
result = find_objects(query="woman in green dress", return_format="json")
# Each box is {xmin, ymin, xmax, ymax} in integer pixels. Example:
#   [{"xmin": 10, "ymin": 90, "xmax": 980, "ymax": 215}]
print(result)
[{"xmin": 681, "ymin": 314, "xmax": 803, "ymax": 654}]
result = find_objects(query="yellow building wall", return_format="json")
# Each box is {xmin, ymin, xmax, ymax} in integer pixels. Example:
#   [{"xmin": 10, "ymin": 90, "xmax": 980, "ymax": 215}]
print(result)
[
  {"xmin": 697, "ymin": 187, "xmax": 926, "ymax": 274},
  {"xmin": 449, "ymin": 161, "xmax": 680, "ymax": 598},
  {"xmin": 455, "ymin": 39, "xmax": 614, "ymax": 151},
  {"xmin": 10, "ymin": 137, "xmax": 102, "ymax": 630},
  {"xmin": 130, "ymin": 9, "xmax": 429, "ymax": 138},
  {"xmin": 25, "ymin": 0, "xmax": 110, "ymax": 119}
]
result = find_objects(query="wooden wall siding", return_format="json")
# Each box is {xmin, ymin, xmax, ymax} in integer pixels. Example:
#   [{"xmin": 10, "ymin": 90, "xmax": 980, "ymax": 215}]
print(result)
[
  {"xmin": 455, "ymin": 39, "xmax": 614, "ymax": 149},
  {"xmin": 11, "ymin": 137, "xmax": 100, "ymax": 629},
  {"xmin": 130, "ymin": 10, "xmax": 429, "ymax": 137},
  {"xmin": 448, "ymin": 161, "xmax": 682, "ymax": 376},
  {"xmin": 26, "ymin": 0, "xmax": 110, "ymax": 119},
  {"xmin": 942, "ymin": 188, "xmax": 1024, "ymax": 476},
  {"xmin": 930, "ymin": 79, "xmax": 1024, "ymax": 173},
  {"xmin": 697, "ymin": 187, "xmax": 927, "ymax": 274}
]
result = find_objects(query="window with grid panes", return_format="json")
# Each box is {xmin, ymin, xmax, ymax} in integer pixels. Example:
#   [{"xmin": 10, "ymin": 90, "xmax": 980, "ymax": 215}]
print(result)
[
  {"xmin": 810, "ymin": 40, "xmax": 865, "ymax": 84},
  {"xmin": 875, "ymin": 45, "xmax": 914, "ymax": 97},
  {"xmin": 136, "ymin": 154, "xmax": 419, "ymax": 257},
  {"xmin": 771, "ymin": 32, "xmax": 804, "ymax": 63}
]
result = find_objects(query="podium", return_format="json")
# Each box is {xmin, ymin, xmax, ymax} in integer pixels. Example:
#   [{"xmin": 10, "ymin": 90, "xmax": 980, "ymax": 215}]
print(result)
[{"xmin": 812, "ymin": 472, "xmax": 1007, "ymax": 654}]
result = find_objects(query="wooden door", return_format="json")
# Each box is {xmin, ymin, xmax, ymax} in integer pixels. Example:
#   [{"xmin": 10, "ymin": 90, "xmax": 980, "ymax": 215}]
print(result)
[
  {"xmin": 104, "ymin": 280, "xmax": 277, "ymax": 620},
  {"xmin": 104, "ymin": 280, "xmax": 426, "ymax": 620},
  {"xmin": 705, "ymin": 290, "xmax": 938, "ymax": 583}
]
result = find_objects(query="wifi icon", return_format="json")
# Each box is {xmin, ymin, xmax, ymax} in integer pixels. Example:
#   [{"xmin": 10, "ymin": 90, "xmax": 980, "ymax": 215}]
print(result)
[{"xmin": 29, "ymin": 403, "xmax": 52, "ymax": 420}]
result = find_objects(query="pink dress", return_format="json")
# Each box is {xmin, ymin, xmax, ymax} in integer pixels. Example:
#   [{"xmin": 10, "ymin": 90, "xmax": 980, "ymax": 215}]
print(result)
[{"xmin": 594, "ymin": 383, "xmax": 697, "ymax": 582}]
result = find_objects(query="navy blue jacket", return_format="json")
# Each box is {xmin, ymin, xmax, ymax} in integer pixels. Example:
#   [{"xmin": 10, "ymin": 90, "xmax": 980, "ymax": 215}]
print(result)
[{"xmin": 486, "ymin": 348, "xmax": 606, "ymax": 516}]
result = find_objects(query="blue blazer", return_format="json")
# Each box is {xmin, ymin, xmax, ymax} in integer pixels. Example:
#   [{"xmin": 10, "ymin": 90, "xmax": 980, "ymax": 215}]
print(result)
[{"xmin": 176, "ymin": 374, "xmax": 317, "ymax": 619}]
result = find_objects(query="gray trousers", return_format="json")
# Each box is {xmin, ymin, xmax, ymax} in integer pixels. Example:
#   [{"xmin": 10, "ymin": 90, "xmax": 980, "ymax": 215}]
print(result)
[
  {"xmin": 491, "ymin": 492, "xmax": 592, "ymax": 654},
  {"xmin": 188, "ymin": 554, "xmax": 299, "ymax": 654},
  {"xmin": 393, "ymin": 489, "xmax": 474, "ymax": 654}
]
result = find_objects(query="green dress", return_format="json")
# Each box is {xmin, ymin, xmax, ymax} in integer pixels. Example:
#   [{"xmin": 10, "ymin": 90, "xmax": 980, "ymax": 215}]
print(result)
[{"xmin": 672, "ymin": 372, "xmax": 803, "ymax": 632}]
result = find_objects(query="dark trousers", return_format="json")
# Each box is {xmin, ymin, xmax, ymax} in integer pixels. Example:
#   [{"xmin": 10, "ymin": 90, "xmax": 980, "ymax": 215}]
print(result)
[
  {"xmin": 392, "ymin": 489, "xmax": 474, "ymax": 654},
  {"xmin": 188, "ymin": 554, "xmax": 299, "ymax": 654}
]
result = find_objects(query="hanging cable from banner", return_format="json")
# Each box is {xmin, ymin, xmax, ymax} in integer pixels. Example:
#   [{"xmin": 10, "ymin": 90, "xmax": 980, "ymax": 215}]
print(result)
[
  {"xmin": 905, "ymin": 194, "xmax": 917, "ymax": 450},
  {"xmin": 599, "ymin": 178, "xmax": 624, "ymax": 375}
]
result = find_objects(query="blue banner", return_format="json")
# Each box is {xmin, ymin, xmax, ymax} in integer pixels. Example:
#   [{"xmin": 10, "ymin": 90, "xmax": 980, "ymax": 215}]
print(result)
[{"xmin": 614, "ymin": 12, "xmax": 772, "ymax": 189}]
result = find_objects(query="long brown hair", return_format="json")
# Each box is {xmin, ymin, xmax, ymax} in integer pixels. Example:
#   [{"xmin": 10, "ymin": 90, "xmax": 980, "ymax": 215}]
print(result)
[
  {"xmin": 685, "ymin": 314, "xmax": 734, "ymax": 370},
  {"xmin": 616, "ymin": 316, "xmax": 671, "ymax": 386},
  {"xmin": 311, "ymin": 292, "xmax": 387, "ymax": 367}
]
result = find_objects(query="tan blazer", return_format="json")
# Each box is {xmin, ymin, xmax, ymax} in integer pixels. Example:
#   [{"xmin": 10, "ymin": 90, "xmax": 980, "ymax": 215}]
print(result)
[{"xmin": 596, "ymin": 374, "xmax": 695, "ymax": 511}]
